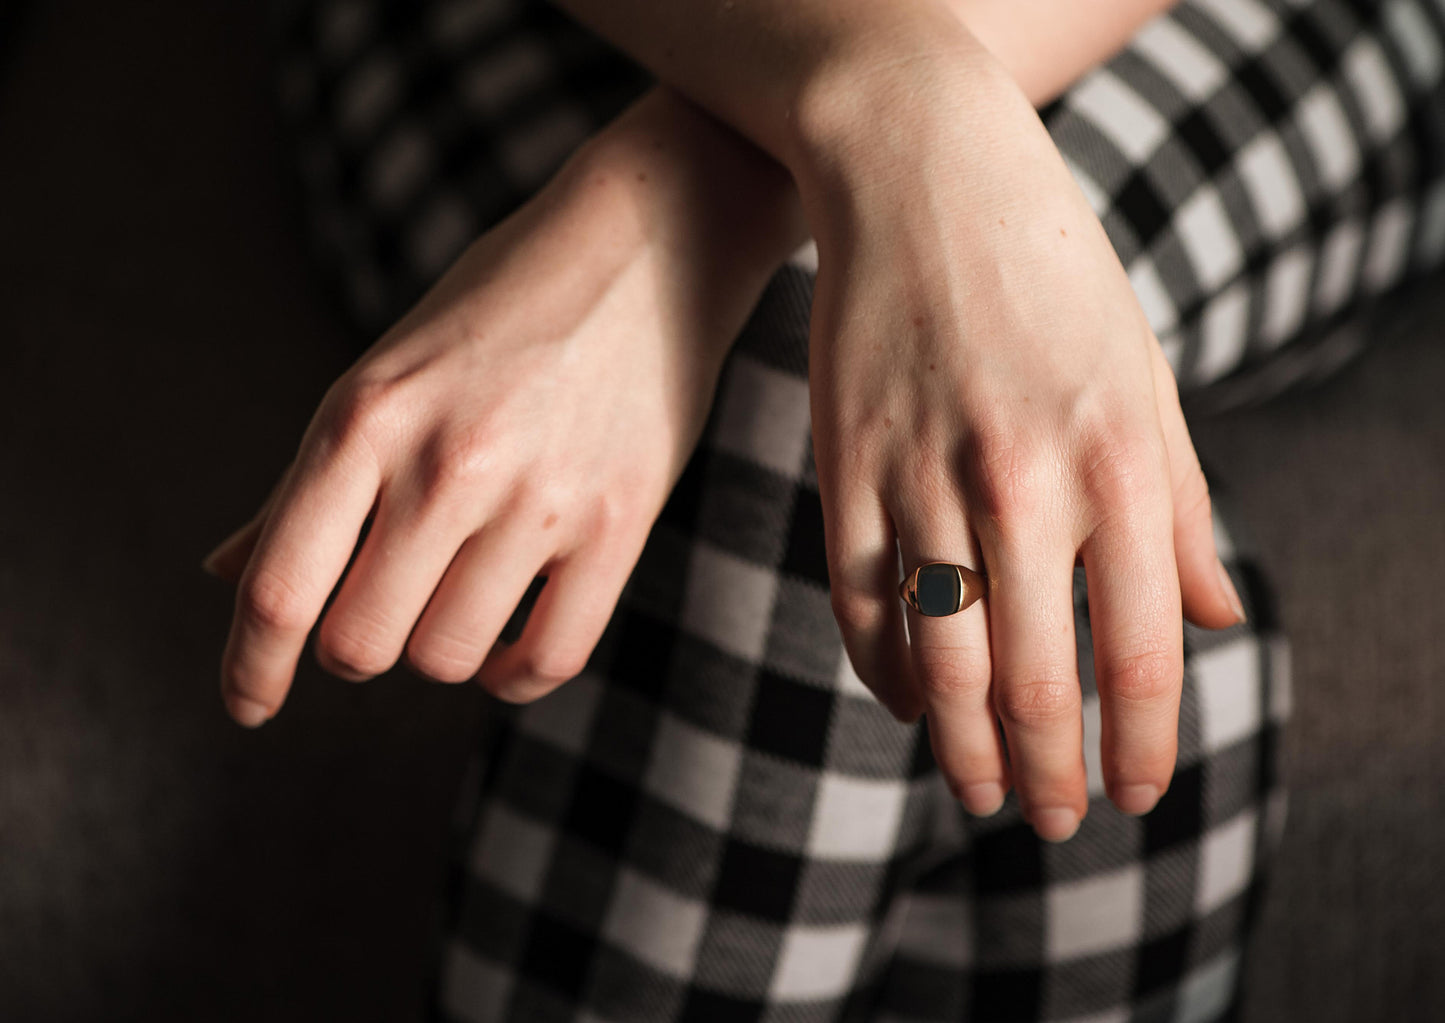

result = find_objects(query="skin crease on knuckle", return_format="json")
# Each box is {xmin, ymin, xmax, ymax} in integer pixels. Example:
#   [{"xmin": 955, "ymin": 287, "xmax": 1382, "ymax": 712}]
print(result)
[
  {"xmin": 830, "ymin": 586, "xmax": 884, "ymax": 641},
  {"xmin": 319, "ymin": 372, "xmax": 405, "ymax": 465},
  {"xmin": 992, "ymin": 670, "xmax": 1082, "ymax": 732},
  {"xmin": 1099, "ymin": 645, "xmax": 1181, "ymax": 709},
  {"xmin": 912, "ymin": 642, "xmax": 990, "ymax": 702},
  {"xmin": 483, "ymin": 653, "xmax": 585, "ymax": 705},
  {"xmin": 1077, "ymin": 431, "xmax": 1170, "ymax": 529},
  {"xmin": 237, "ymin": 568, "xmax": 312, "ymax": 637},
  {"xmin": 415, "ymin": 422, "xmax": 509, "ymax": 506},
  {"xmin": 224, "ymin": 660, "xmax": 279, "ymax": 715},
  {"xmin": 956, "ymin": 413, "xmax": 1061, "ymax": 532},
  {"xmin": 316, "ymin": 621, "xmax": 400, "ymax": 682},
  {"xmin": 405, "ymin": 632, "xmax": 486, "ymax": 685},
  {"xmin": 1172, "ymin": 459, "xmax": 1214, "ymax": 529}
]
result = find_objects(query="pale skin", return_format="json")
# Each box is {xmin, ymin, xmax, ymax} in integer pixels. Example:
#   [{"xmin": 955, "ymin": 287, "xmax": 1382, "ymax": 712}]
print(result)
[{"xmin": 206, "ymin": 0, "xmax": 1246, "ymax": 844}]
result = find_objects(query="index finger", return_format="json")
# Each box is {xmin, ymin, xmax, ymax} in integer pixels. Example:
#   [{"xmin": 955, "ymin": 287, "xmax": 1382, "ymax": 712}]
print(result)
[{"xmin": 220, "ymin": 437, "xmax": 380, "ymax": 726}]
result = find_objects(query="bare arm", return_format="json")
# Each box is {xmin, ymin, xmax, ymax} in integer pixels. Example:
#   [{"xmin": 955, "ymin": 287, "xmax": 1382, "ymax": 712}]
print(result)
[
  {"xmin": 951, "ymin": 0, "xmax": 1180, "ymax": 104},
  {"xmin": 549, "ymin": 0, "xmax": 1181, "ymax": 169}
]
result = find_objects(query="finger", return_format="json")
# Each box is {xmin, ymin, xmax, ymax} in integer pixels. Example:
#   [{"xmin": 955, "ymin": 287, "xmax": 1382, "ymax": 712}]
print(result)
[
  {"xmin": 405, "ymin": 509, "xmax": 559, "ymax": 685},
  {"xmin": 203, "ymin": 515, "xmax": 265, "ymax": 583},
  {"xmin": 203, "ymin": 468, "xmax": 291, "ymax": 582},
  {"xmin": 817, "ymin": 471, "xmax": 924, "ymax": 724},
  {"xmin": 982, "ymin": 529, "xmax": 1087, "ymax": 841},
  {"xmin": 221, "ymin": 444, "xmax": 379, "ymax": 726},
  {"xmin": 1150, "ymin": 341, "xmax": 1245, "ymax": 629},
  {"xmin": 473, "ymin": 520, "xmax": 648, "ymax": 703},
  {"xmin": 313, "ymin": 477, "xmax": 491, "ymax": 683},
  {"xmin": 1081, "ymin": 487, "xmax": 1184, "ymax": 817},
  {"xmin": 890, "ymin": 484, "xmax": 1007, "ymax": 817}
]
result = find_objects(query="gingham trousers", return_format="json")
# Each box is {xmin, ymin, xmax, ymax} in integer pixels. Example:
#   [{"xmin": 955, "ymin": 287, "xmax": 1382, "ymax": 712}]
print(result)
[{"xmin": 267, "ymin": 0, "xmax": 1445, "ymax": 1019}]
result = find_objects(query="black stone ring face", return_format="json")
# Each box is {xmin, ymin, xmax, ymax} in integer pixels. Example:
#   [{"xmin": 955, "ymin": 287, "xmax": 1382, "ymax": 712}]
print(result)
[{"xmin": 898, "ymin": 561, "xmax": 988, "ymax": 617}]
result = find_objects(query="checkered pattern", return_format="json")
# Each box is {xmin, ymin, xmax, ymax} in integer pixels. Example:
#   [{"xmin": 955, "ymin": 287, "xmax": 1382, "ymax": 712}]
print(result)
[
  {"xmin": 262, "ymin": 0, "xmax": 1445, "ymax": 1019},
  {"xmin": 420, "ymin": 289, "xmax": 1291, "ymax": 1022}
]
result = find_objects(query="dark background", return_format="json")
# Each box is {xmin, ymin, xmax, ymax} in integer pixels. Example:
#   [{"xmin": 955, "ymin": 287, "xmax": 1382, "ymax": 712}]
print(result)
[{"xmin": 1, "ymin": 1, "xmax": 1442, "ymax": 1020}]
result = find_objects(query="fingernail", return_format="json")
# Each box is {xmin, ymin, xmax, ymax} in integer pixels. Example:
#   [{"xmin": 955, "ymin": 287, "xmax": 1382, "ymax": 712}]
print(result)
[
  {"xmin": 1111, "ymin": 783, "xmax": 1160, "ymax": 816},
  {"xmin": 959, "ymin": 782, "xmax": 1005, "ymax": 816},
  {"xmin": 1031, "ymin": 807, "xmax": 1080, "ymax": 842},
  {"xmin": 226, "ymin": 693, "xmax": 271, "ymax": 728},
  {"xmin": 1216, "ymin": 559, "xmax": 1246, "ymax": 624}
]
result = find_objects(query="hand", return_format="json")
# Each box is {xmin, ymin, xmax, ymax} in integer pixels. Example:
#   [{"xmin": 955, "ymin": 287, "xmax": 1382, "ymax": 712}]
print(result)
[
  {"xmin": 203, "ymin": 88, "xmax": 804, "ymax": 726},
  {"xmin": 795, "ymin": 31, "xmax": 1245, "ymax": 839}
]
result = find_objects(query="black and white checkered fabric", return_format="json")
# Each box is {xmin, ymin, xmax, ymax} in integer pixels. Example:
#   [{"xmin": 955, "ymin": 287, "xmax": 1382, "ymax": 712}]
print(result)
[{"xmin": 263, "ymin": 0, "xmax": 1445, "ymax": 1019}]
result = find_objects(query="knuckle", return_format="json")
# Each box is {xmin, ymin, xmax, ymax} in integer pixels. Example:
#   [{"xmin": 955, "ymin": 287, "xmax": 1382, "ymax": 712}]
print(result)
[
  {"xmin": 416, "ymin": 422, "xmax": 503, "ymax": 501},
  {"xmin": 526, "ymin": 648, "xmax": 589, "ymax": 688},
  {"xmin": 1080, "ymin": 434, "xmax": 1163, "ymax": 512},
  {"xmin": 478, "ymin": 645, "xmax": 588, "ymax": 703},
  {"xmin": 482, "ymin": 672, "xmax": 555, "ymax": 705},
  {"xmin": 964, "ymin": 425, "xmax": 1048, "ymax": 523},
  {"xmin": 225, "ymin": 668, "xmax": 275, "ymax": 712},
  {"xmin": 830, "ymin": 587, "xmax": 884, "ymax": 636},
  {"xmin": 322, "ymin": 373, "xmax": 401, "ymax": 454},
  {"xmin": 317, "ymin": 626, "xmax": 396, "ymax": 679},
  {"xmin": 1175, "ymin": 461, "xmax": 1213, "ymax": 524},
  {"xmin": 237, "ymin": 570, "xmax": 312, "ymax": 634},
  {"xmin": 994, "ymin": 672, "xmax": 1080, "ymax": 728},
  {"xmin": 407, "ymin": 637, "xmax": 482, "ymax": 684},
  {"xmin": 575, "ymin": 485, "xmax": 637, "ymax": 540},
  {"xmin": 1102, "ymin": 647, "xmax": 1180, "ymax": 704},
  {"xmin": 891, "ymin": 439, "xmax": 956, "ymax": 509},
  {"xmin": 913, "ymin": 643, "xmax": 989, "ymax": 700},
  {"xmin": 476, "ymin": 673, "xmax": 522, "ymax": 703}
]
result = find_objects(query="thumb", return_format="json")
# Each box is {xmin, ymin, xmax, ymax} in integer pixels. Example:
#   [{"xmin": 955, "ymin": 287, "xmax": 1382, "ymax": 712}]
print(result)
[
  {"xmin": 201, "ymin": 514, "xmax": 266, "ymax": 584},
  {"xmin": 201, "ymin": 467, "xmax": 289, "ymax": 584},
  {"xmin": 1150, "ymin": 343, "xmax": 1245, "ymax": 630}
]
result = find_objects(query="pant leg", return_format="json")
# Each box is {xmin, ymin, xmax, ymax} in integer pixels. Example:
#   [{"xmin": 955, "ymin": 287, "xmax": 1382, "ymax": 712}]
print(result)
[{"xmin": 1047, "ymin": 0, "xmax": 1445, "ymax": 408}]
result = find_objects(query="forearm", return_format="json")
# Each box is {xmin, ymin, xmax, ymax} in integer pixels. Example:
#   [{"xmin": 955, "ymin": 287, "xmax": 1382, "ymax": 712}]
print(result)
[
  {"xmin": 556, "ymin": 87, "xmax": 810, "ymax": 359},
  {"xmin": 547, "ymin": 0, "xmax": 956, "ymax": 171},
  {"xmin": 950, "ymin": 0, "xmax": 1181, "ymax": 106},
  {"xmin": 554, "ymin": 0, "xmax": 1181, "ymax": 275},
  {"xmin": 548, "ymin": 0, "xmax": 1180, "ymax": 171}
]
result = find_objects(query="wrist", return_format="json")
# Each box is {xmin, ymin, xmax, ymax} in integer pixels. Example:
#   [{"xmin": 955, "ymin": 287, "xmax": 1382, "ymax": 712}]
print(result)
[
  {"xmin": 555, "ymin": 88, "xmax": 809, "ymax": 358},
  {"xmin": 788, "ymin": 27, "xmax": 1031, "ymax": 236},
  {"xmin": 608, "ymin": 88, "xmax": 808, "ymax": 275}
]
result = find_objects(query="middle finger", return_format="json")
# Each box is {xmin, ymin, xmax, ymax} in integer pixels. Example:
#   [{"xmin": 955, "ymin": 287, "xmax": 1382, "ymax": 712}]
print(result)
[
  {"xmin": 314, "ymin": 477, "xmax": 498, "ymax": 681},
  {"xmin": 983, "ymin": 526, "xmax": 1089, "ymax": 841}
]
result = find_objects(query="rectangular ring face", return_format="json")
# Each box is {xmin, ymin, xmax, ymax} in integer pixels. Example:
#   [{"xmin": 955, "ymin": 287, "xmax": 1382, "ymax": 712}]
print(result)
[{"xmin": 915, "ymin": 563, "xmax": 962, "ymax": 617}]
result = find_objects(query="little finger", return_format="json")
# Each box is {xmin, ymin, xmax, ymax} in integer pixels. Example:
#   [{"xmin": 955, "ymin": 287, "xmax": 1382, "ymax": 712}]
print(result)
[
  {"xmin": 1081, "ymin": 498, "xmax": 1184, "ymax": 816},
  {"xmin": 474, "ymin": 519, "xmax": 651, "ymax": 703}
]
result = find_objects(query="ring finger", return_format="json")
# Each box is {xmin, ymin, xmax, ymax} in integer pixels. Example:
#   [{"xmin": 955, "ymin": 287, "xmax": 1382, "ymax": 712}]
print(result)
[
  {"xmin": 890, "ymin": 489, "xmax": 1007, "ymax": 817},
  {"xmin": 405, "ymin": 507, "xmax": 561, "ymax": 686},
  {"xmin": 313, "ymin": 481, "xmax": 492, "ymax": 681}
]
